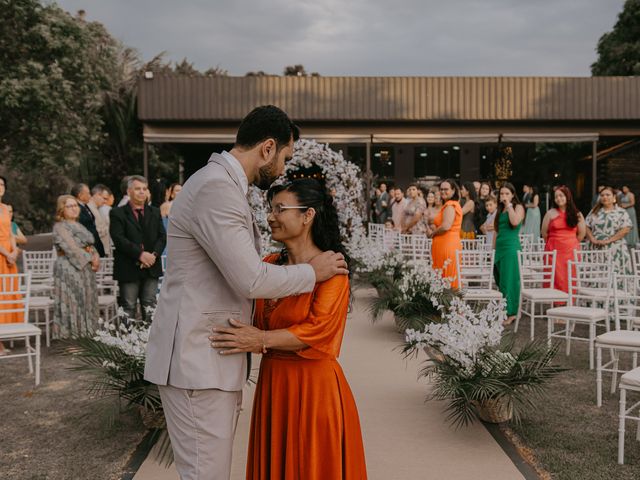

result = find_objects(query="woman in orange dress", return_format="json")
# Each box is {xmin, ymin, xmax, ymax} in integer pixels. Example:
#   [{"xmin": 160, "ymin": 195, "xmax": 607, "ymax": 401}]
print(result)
[
  {"xmin": 541, "ymin": 186, "xmax": 586, "ymax": 292},
  {"xmin": 0, "ymin": 176, "xmax": 23, "ymax": 355},
  {"xmin": 428, "ymin": 179, "xmax": 463, "ymax": 288},
  {"xmin": 210, "ymin": 179, "xmax": 367, "ymax": 480}
]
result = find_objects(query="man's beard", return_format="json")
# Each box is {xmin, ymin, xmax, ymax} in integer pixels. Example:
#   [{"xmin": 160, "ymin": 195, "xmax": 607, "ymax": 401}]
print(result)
[{"xmin": 255, "ymin": 159, "xmax": 280, "ymax": 190}]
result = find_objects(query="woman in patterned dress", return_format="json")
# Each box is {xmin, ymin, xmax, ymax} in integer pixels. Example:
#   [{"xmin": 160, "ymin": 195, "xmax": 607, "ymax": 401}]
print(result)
[
  {"xmin": 619, "ymin": 185, "xmax": 639, "ymax": 247},
  {"xmin": 585, "ymin": 186, "xmax": 633, "ymax": 275},
  {"xmin": 0, "ymin": 176, "xmax": 22, "ymax": 355},
  {"xmin": 401, "ymin": 184, "xmax": 427, "ymax": 234},
  {"xmin": 52, "ymin": 195, "xmax": 100, "ymax": 337}
]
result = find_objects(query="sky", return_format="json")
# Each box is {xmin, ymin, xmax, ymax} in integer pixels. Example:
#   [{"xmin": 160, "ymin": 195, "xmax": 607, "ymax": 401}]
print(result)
[{"xmin": 53, "ymin": 0, "xmax": 626, "ymax": 76}]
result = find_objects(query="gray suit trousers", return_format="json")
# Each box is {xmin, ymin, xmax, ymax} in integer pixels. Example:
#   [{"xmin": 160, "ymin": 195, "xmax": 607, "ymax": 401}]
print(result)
[{"xmin": 159, "ymin": 385, "xmax": 242, "ymax": 480}]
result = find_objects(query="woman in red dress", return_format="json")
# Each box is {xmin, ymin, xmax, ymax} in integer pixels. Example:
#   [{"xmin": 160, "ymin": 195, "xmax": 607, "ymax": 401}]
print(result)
[
  {"xmin": 541, "ymin": 186, "xmax": 586, "ymax": 292},
  {"xmin": 210, "ymin": 179, "xmax": 367, "ymax": 479}
]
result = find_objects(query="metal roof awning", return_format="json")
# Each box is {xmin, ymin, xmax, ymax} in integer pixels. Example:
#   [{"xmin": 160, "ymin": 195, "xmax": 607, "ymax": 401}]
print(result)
[
  {"xmin": 500, "ymin": 132, "xmax": 599, "ymax": 143},
  {"xmin": 372, "ymin": 133, "xmax": 500, "ymax": 144}
]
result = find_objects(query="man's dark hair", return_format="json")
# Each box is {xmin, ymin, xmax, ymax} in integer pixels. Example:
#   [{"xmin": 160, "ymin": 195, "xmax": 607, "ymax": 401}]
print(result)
[
  {"xmin": 235, "ymin": 105, "xmax": 300, "ymax": 151},
  {"xmin": 70, "ymin": 183, "xmax": 88, "ymax": 198}
]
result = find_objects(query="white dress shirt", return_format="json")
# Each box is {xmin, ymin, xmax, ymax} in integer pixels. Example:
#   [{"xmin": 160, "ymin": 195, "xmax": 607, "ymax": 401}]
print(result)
[{"xmin": 221, "ymin": 150, "xmax": 249, "ymax": 195}]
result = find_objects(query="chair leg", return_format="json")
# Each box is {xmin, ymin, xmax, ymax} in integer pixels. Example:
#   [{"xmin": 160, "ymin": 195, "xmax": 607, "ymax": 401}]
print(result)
[
  {"xmin": 530, "ymin": 301, "xmax": 535, "ymax": 340},
  {"xmin": 597, "ymin": 346, "xmax": 603, "ymax": 407},
  {"xmin": 35, "ymin": 334, "xmax": 40, "ymax": 386},
  {"xmin": 619, "ymin": 387, "xmax": 627, "ymax": 464},
  {"xmin": 566, "ymin": 322, "xmax": 572, "ymax": 356},
  {"xmin": 634, "ymin": 352, "xmax": 638, "ymax": 369},
  {"xmin": 611, "ymin": 352, "xmax": 620, "ymax": 395},
  {"xmin": 589, "ymin": 323, "xmax": 596, "ymax": 370},
  {"xmin": 547, "ymin": 317, "xmax": 553, "ymax": 347},
  {"xmin": 25, "ymin": 336, "xmax": 33, "ymax": 373},
  {"xmin": 45, "ymin": 309, "xmax": 50, "ymax": 348},
  {"xmin": 514, "ymin": 296, "xmax": 523, "ymax": 333}
]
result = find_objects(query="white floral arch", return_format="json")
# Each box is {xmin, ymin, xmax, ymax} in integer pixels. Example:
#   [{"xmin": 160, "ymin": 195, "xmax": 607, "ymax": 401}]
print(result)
[{"xmin": 248, "ymin": 138, "xmax": 366, "ymax": 251}]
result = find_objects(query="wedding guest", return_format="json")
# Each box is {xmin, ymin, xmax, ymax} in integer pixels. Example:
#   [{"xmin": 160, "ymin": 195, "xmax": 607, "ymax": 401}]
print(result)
[
  {"xmin": 160, "ymin": 183, "xmax": 182, "ymax": 220},
  {"xmin": 117, "ymin": 176, "xmax": 131, "ymax": 207},
  {"xmin": 493, "ymin": 183, "xmax": 525, "ymax": 325},
  {"xmin": 402, "ymin": 184, "xmax": 427, "ymax": 234},
  {"xmin": 473, "ymin": 180, "xmax": 481, "ymax": 196},
  {"xmin": 541, "ymin": 186, "xmax": 586, "ymax": 292},
  {"xmin": 619, "ymin": 185, "xmax": 639, "ymax": 246},
  {"xmin": 480, "ymin": 195, "xmax": 498, "ymax": 246},
  {"xmin": 586, "ymin": 186, "xmax": 633, "ymax": 275},
  {"xmin": 522, "ymin": 184, "xmax": 541, "ymax": 238},
  {"xmin": 98, "ymin": 187, "xmax": 114, "ymax": 229},
  {"xmin": 476, "ymin": 181, "xmax": 492, "ymax": 231},
  {"xmin": 592, "ymin": 185, "xmax": 605, "ymax": 208},
  {"xmin": 72, "ymin": 183, "xmax": 105, "ymax": 257},
  {"xmin": 390, "ymin": 187, "xmax": 408, "ymax": 231},
  {"xmin": 459, "ymin": 182, "xmax": 477, "ymax": 239},
  {"xmin": 88, "ymin": 184, "xmax": 111, "ymax": 256},
  {"xmin": 374, "ymin": 182, "xmax": 390, "ymax": 224},
  {"xmin": 52, "ymin": 195, "xmax": 99, "ymax": 337},
  {"xmin": 429, "ymin": 179, "xmax": 462, "ymax": 288},
  {"xmin": 6, "ymin": 205, "xmax": 27, "ymax": 247},
  {"xmin": 0, "ymin": 177, "xmax": 22, "ymax": 355},
  {"xmin": 209, "ymin": 179, "xmax": 367, "ymax": 479},
  {"xmin": 110, "ymin": 175, "xmax": 166, "ymax": 320},
  {"xmin": 424, "ymin": 190, "xmax": 439, "ymax": 236}
]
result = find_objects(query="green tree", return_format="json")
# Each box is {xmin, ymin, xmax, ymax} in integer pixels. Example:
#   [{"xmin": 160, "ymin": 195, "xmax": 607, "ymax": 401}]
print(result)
[
  {"xmin": 0, "ymin": 0, "xmax": 122, "ymax": 231},
  {"xmin": 591, "ymin": 0, "xmax": 640, "ymax": 75}
]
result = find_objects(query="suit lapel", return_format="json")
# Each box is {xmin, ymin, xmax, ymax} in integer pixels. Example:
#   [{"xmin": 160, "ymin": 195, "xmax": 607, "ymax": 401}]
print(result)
[{"xmin": 124, "ymin": 205, "xmax": 142, "ymax": 233}]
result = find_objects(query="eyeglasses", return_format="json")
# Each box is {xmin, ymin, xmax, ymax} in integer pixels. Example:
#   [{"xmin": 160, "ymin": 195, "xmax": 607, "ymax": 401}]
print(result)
[
  {"xmin": 267, "ymin": 204, "xmax": 309, "ymax": 215},
  {"xmin": 64, "ymin": 204, "xmax": 80, "ymax": 209}
]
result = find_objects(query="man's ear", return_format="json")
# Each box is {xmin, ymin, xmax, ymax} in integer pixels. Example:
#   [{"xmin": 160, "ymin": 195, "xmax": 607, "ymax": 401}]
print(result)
[{"xmin": 259, "ymin": 138, "xmax": 277, "ymax": 166}]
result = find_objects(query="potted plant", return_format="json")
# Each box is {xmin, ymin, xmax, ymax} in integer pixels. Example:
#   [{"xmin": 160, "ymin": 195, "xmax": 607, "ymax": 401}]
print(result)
[
  {"xmin": 370, "ymin": 262, "xmax": 460, "ymax": 331},
  {"xmin": 404, "ymin": 299, "xmax": 565, "ymax": 427}
]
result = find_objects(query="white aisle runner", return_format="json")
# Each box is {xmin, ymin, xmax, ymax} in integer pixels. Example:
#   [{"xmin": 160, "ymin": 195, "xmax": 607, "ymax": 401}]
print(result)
[{"xmin": 134, "ymin": 286, "xmax": 524, "ymax": 480}]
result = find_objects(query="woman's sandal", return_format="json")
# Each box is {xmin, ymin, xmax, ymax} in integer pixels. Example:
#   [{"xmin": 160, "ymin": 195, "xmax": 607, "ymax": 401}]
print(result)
[{"xmin": 502, "ymin": 316, "xmax": 516, "ymax": 326}]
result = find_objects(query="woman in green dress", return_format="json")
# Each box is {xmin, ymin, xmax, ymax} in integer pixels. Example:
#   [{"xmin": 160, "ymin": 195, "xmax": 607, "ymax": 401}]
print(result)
[
  {"xmin": 493, "ymin": 183, "xmax": 525, "ymax": 325},
  {"xmin": 585, "ymin": 186, "xmax": 632, "ymax": 275},
  {"xmin": 619, "ymin": 185, "xmax": 639, "ymax": 247}
]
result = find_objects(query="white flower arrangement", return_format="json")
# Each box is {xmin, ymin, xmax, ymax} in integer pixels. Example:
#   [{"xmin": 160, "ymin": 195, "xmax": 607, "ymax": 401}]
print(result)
[
  {"xmin": 95, "ymin": 309, "xmax": 151, "ymax": 360},
  {"xmin": 248, "ymin": 139, "xmax": 366, "ymax": 252},
  {"xmin": 397, "ymin": 261, "xmax": 452, "ymax": 305},
  {"xmin": 405, "ymin": 297, "xmax": 506, "ymax": 377},
  {"xmin": 347, "ymin": 232, "xmax": 403, "ymax": 273}
]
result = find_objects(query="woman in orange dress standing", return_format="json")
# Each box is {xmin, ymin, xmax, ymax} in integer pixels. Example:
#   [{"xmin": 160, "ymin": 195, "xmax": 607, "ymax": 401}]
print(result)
[
  {"xmin": 0, "ymin": 176, "xmax": 23, "ymax": 355},
  {"xmin": 428, "ymin": 179, "xmax": 463, "ymax": 288},
  {"xmin": 210, "ymin": 179, "xmax": 367, "ymax": 480}
]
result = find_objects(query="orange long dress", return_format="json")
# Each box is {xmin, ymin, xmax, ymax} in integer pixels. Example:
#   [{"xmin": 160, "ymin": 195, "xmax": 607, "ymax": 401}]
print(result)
[
  {"xmin": 0, "ymin": 204, "xmax": 22, "ymax": 323},
  {"xmin": 431, "ymin": 200, "xmax": 463, "ymax": 288},
  {"xmin": 247, "ymin": 254, "xmax": 367, "ymax": 480}
]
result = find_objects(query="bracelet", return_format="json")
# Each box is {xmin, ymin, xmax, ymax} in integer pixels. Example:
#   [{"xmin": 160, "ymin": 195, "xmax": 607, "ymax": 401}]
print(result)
[{"xmin": 261, "ymin": 330, "xmax": 267, "ymax": 354}]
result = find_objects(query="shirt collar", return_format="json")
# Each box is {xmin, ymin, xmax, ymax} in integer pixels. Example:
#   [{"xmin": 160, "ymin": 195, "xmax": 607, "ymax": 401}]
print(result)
[{"xmin": 221, "ymin": 150, "xmax": 249, "ymax": 195}]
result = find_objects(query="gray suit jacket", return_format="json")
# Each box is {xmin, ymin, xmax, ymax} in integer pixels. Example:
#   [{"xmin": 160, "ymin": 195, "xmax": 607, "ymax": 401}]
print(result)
[{"xmin": 144, "ymin": 153, "xmax": 316, "ymax": 391}]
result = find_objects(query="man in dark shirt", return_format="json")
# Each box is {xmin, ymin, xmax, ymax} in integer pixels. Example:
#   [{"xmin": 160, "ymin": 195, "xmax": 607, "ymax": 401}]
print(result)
[{"xmin": 71, "ymin": 183, "xmax": 106, "ymax": 257}]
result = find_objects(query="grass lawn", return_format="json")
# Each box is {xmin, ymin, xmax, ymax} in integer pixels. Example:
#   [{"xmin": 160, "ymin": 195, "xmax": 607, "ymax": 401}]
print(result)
[
  {"xmin": 0, "ymin": 340, "xmax": 147, "ymax": 480},
  {"xmin": 508, "ymin": 321, "xmax": 640, "ymax": 480}
]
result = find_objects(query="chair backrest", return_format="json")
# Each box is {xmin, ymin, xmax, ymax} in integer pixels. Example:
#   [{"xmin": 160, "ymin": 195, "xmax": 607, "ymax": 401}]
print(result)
[
  {"xmin": 613, "ymin": 273, "xmax": 640, "ymax": 330},
  {"xmin": 23, "ymin": 250, "xmax": 55, "ymax": 282},
  {"xmin": 399, "ymin": 234, "xmax": 414, "ymax": 260},
  {"xmin": 456, "ymin": 249, "xmax": 495, "ymax": 290},
  {"xmin": 518, "ymin": 250, "xmax": 556, "ymax": 290},
  {"xmin": 383, "ymin": 229, "xmax": 400, "ymax": 251},
  {"xmin": 368, "ymin": 223, "xmax": 385, "ymax": 244},
  {"xmin": 519, "ymin": 233, "xmax": 534, "ymax": 251},
  {"xmin": 461, "ymin": 239, "xmax": 485, "ymax": 251},
  {"xmin": 574, "ymin": 249, "xmax": 612, "ymax": 265},
  {"xmin": 631, "ymin": 249, "xmax": 640, "ymax": 275},
  {"xmin": 530, "ymin": 238, "xmax": 546, "ymax": 252},
  {"xmin": 410, "ymin": 235, "xmax": 431, "ymax": 262},
  {"xmin": 567, "ymin": 260, "xmax": 612, "ymax": 306},
  {"xmin": 95, "ymin": 257, "xmax": 115, "ymax": 285},
  {"xmin": 0, "ymin": 273, "xmax": 31, "ymax": 322}
]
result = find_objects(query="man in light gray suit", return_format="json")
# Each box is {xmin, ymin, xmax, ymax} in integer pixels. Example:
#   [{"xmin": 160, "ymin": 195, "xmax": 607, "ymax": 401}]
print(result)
[{"xmin": 144, "ymin": 105, "xmax": 347, "ymax": 480}]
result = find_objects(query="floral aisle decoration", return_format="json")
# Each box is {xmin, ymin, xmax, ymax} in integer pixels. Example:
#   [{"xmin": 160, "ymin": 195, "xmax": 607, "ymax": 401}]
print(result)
[
  {"xmin": 404, "ymin": 298, "xmax": 565, "ymax": 427},
  {"xmin": 248, "ymin": 139, "xmax": 366, "ymax": 252},
  {"xmin": 347, "ymin": 232, "xmax": 405, "ymax": 292},
  {"xmin": 63, "ymin": 309, "xmax": 163, "ymax": 428},
  {"xmin": 370, "ymin": 261, "xmax": 461, "ymax": 331}
]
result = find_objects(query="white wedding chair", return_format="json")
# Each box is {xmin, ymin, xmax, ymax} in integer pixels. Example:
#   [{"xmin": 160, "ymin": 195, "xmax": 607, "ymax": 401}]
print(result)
[
  {"xmin": 460, "ymin": 239, "xmax": 485, "ymax": 251},
  {"xmin": 547, "ymin": 261, "xmax": 612, "ymax": 369},
  {"xmin": 456, "ymin": 249, "xmax": 502, "ymax": 304},
  {"xmin": 515, "ymin": 251, "xmax": 568, "ymax": 339},
  {"xmin": 617, "ymin": 366, "xmax": 640, "ymax": 464},
  {"xmin": 23, "ymin": 249, "xmax": 55, "ymax": 297},
  {"xmin": 399, "ymin": 234, "xmax": 414, "ymax": 261},
  {"xmin": 410, "ymin": 235, "xmax": 430, "ymax": 262},
  {"xmin": 519, "ymin": 233, "xmax": 534, "ymax": 251},
  {"xmin": 632, "ymin": 249, "xmax": 640, "ymax": 275},
  {"xmin": 0, "ymin": 273, "xmax": 41, "ymax": 386},
  {"xmin": 383, "ymin": 229, "xmax": 400, "ymax": 251},
  {"xmin": 95, "ymin": 257, "xmax": 118, "ymax": 323},
  {"xmin": 595, "ymin": 274, "xmax": 640, "ymax": 406},
  {"xmin": 368, "ymin": 223, "xmax": 385, "ymax": 245}
]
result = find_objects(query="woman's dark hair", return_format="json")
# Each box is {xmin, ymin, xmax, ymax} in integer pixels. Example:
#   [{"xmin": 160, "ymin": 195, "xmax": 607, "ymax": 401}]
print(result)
[
  {"xmin": 440, "ymin": 179, "xmax": 460, "ymax": 201},
  {"xmin": 494, "ymin": 182, "xmax": 522, "ymax": 232},
  {"xmin": 590, "ymin": 185, "xmax": 616, "ymax": 215},
  {"xmin": 461, "ymin": 182, "xmax": 478, "ymax": 203},
  {"xmin": 424, "ymin": 188, "xmax": 436, "ymax": 207},
  {"xmin": 267, "ymin": 179, "xmax": 351, "ymax": 273},
  {"xmin": 235, "ymin": 105, "xmax": 300, "ymax": 151},
  {"xmin": 0, "ymin": 176, "xmax": 6, "ymax": 188},
  {"xmin": 554, "ymin": 185, "xmax": 579, "ymax": 228}
]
